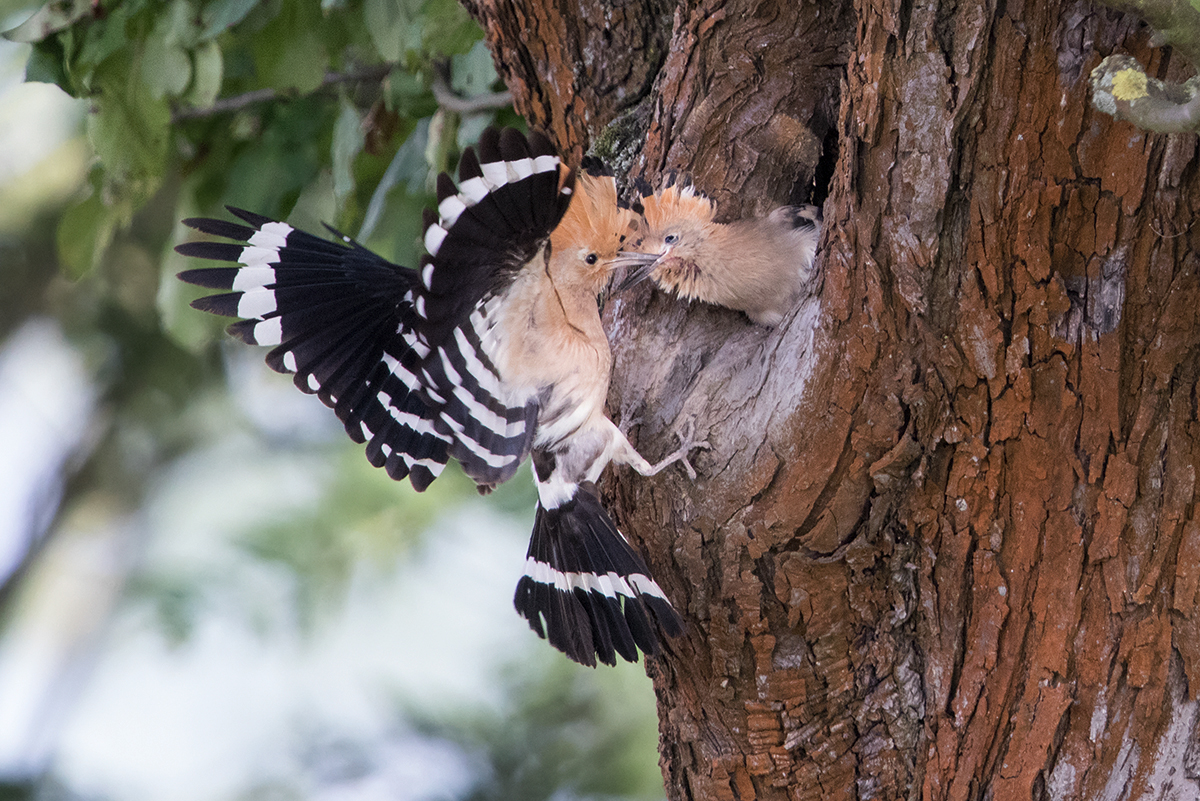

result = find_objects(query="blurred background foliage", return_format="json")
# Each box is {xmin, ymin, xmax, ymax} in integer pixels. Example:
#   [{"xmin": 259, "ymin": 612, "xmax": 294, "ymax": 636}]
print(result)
[{"xmin": 0, "ymin": 1, "xmax": 664, "ymax": 800}]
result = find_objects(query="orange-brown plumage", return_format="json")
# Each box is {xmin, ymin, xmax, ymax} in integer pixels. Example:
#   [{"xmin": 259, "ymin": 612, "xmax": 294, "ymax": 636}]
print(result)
[
  {"xmin": 633, "ymin": 183, "xmax": 821, "ymax": 327},
  {"xmin": 496, "ymin": 173, "xmax": 642, "ymax": 399},
  {"xmin": 547, "ymin": 173, "xmax": 642, "ymax": 295},
  {"xmin": 490, "ymin": 169, "xmax": 698, "ymax": 483}
]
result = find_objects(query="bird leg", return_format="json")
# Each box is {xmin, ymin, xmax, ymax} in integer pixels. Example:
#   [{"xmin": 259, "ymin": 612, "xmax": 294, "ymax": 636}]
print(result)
[
  {"xmin": 613, "ymin": 395, "xmax": 647, "ymax": 434},
  {"xmin": 615, "ymin": 417, "xmax": 709, "ymax": 480}
]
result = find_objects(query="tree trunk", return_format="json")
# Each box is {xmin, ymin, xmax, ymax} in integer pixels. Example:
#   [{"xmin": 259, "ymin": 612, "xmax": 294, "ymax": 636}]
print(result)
[{"xmin": 464, "ymin": 0, "xmax": 1200, "ymax": 798}]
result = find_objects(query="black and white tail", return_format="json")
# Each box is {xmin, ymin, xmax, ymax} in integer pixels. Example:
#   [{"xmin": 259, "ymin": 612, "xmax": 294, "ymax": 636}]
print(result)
[
  {"xmin": 414, "ymin": 127, "xmax": 575, "ymax": 490},
  {"xmin": 514, "ymin": 452, "xmax": 684, "ymax": 666},
  {"xmin": 176, "ymin": 207, "xmax": 450, "ymax": 490}
]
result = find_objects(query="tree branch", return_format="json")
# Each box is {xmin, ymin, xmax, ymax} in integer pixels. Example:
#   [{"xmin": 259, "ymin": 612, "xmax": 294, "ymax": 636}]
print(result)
[
  {"xmin": 430, "ymin": 60, "xmax": 513, "ymax": 113},
  {"xmin": 1090, "ymin": 54, "xmax": 1200, "ymax": 132},
  {"xmin": 172, "ymin": 64, "xmax": 397, "ymax": 122},
  {"xmin": 172, "ymin": 61, "xmax": 512, "ymax": 123}
]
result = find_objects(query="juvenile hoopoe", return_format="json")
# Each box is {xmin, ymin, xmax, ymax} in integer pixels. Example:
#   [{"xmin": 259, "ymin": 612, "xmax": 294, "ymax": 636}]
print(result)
[
  {"xmin": 176, "ymin": 128, "xmax": 698, "ymax": 667},
  {"xmin": 624, "ymin": 179, "xmax": 822, "ymax": 327}
]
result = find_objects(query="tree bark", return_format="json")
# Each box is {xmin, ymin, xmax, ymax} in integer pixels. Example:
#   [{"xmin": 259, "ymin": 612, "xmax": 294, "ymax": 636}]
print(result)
[{"xmin": 465, "ymin": 0, "xmax": 1200, "ymax": 798}]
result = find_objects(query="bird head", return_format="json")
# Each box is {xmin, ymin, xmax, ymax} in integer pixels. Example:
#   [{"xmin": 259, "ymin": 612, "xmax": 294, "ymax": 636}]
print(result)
[
  {"xmin": 618, "ymin": 181, "xmax": 718, "ymax": 293},
  {"xmin": 548, "ymin": 173, "xmax": 654, "ymax": 295}
]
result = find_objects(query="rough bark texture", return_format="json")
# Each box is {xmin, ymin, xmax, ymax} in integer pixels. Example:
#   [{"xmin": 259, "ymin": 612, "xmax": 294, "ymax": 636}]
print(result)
[
  {"xmin": 461, "ymin": 0, "xmax": 674, "ymax": 161},
  {"xmin": 464, "ymin": 0, "xmax": 1200, "ymax": 799}
]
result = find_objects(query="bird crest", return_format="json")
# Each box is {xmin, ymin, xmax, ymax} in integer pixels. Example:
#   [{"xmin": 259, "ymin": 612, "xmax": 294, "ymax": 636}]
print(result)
[
  {"xmin": 550, "ymin": 173, "xmax": 640, "ymax": 256},
  {"xmin": 639, "ymin": 181, "xmax": 716, "ymax": 234}
]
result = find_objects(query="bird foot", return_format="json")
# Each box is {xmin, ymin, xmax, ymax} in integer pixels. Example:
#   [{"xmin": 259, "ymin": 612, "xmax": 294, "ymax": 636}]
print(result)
[
  {"xmin": 615, "ymin": 398, "xmax": 644, "ymax": 435},
  {"xmin": 646, "ymin": 418, "xmax": 710, "ymax": 480}
]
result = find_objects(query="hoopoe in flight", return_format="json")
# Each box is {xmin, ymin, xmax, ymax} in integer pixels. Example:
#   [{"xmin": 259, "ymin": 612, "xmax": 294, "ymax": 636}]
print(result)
[
  {"xmin": 624, "ymin": 178, "xmax": 822, "ymax": 327},
  {"xmin": 176, "ymin": 128, "xmax": 699, "ymax": 667}
]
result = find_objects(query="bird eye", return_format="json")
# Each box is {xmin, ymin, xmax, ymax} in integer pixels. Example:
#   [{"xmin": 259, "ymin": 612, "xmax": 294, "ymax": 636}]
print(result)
[
  {"xmin": 585, "ymin": 253, "xmax": 598, "ymax": 265},
  {"xmin": 664, "ymin": 233, "xmax": 679, "ymax": 245}
]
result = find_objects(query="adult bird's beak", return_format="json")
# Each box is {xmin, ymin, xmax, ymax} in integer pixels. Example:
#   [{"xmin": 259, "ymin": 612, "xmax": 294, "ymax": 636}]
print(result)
[{"xmin": 613, "ymin": 250, "xmax": 663, "ymax": 291}]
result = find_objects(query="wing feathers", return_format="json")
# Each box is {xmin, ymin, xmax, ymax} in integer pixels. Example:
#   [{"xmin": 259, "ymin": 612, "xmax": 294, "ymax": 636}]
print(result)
[
  {"xmin": 176, "ymin": 209, "xmax": 450, "ymax": 491},
  {"xmin": 416, "ymin": 128, "xmax": 575, "ymax": 338}
]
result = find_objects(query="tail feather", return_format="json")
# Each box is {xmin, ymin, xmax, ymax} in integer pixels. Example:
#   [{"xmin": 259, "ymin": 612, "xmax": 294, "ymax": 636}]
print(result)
[
  {"xmin": 513, "ymin": 483, "xmax": 684, "ymax": 667},
  {"xmin": 575, "ymin": 516, "xmax": 641, "ymax": 663}
]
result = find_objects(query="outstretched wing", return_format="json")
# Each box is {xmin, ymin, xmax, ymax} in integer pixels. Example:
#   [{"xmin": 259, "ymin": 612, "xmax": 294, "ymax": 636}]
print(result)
[
  {"xmin": 176, "ymin": 207, "xmax": 449, "ymax": 490},
  {"xmin": 414, "ymin": 127, "xmax": 576, "ymax": 489}
]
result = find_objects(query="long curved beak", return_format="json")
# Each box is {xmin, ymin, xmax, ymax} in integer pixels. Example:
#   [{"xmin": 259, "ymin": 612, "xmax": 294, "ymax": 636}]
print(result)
[{"xmin": 613, "ymin": 250, "xmax": 663, "ymax": 292}]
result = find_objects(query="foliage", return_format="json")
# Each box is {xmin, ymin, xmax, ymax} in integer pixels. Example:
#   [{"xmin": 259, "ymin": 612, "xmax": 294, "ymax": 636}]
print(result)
[
  {"xmin": 5, "ymin": 0, "xmax": 514, "ymax": 277},
  {"xmin": 0, "ymin": 0, "xmax": 527, "ymax": 742},
  {"xmin": 403, "ymin": 659, "xmax": 667, "ymax": 801}
]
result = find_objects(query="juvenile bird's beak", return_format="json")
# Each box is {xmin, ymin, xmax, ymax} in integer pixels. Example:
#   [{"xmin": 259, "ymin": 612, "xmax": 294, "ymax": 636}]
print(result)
[{"xmin": 613, "ymin": 250, "xmax": 663, "ymax": 291}]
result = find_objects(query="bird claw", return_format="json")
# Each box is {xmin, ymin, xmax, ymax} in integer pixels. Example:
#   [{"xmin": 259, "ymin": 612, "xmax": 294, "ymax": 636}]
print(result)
[
  {"xmin": 616, "ymin": 400, "xmax": 644, "ymax": 435},
  {"xmin": 649, "ymin": 417, "xmax": 710, "ymax": 479}
]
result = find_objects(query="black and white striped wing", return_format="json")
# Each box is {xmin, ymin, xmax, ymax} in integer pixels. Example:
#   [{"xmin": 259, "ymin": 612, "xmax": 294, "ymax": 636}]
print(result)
[
  {"xmin": 418, "ymin": 294, "xmax": 540, "ymax": 490},
  {"xmin": 416, "ymin": 127, "xmax": 574, "ymax": 337},
  {"xmin": 414, "ymin": 127, "xmax": 576, "ymax": 489},
  {"xmin": 176, "ymin": 207, "xmax": 450, "ymax": 490},
  {"xmin": 513, "ymin": 479, "xmax": 685, "ymax": 667}
]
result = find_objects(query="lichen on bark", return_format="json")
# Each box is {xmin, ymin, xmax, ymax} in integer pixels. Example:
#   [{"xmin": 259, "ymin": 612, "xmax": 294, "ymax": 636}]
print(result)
[
  {"xmin": 1091, "ymin": 53, "xmax": 1200, "ymax": 132},
  {"xmin": 1088, "ymin": 1, "xmax": 1200, "ymax": 131}
]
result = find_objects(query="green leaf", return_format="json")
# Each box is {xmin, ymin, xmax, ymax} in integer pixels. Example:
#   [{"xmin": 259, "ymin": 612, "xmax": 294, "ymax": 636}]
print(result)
[
  {"xmin": 288, "ymin": 169, "xmax": 337, "ymax": 233},
  {"xmin": 56, "ymin": 190, "xmax": 116, "ymax": 278},
  {"xmin": 385, "ymin": 69, "xmax": 437, "ymax": 118},
  {"xmin": 419, "ymin": 0, "xmax": 480, "ymax": 56},
  {"xmin": 25, "ymin": 38, "xmax": 70, "ymax": 88},
  {"xmin": 450, "ymin": 39, "xmax": 496, "ymax": 96},
  {"xmin": 364, "ymin": 184, "xmax": 429, "ymax": 267},
  {"xmin": 73, "ymin": 2, "xmax": 143, "ymax": 82},
  {"xmin": 186, "ymin": 39, "xmax": 224, "ymax": 107},
  {"xmin": 142, "ymin": 43, "xmax": 193, "ymax": 99},
  {"xmin": 143, "ymin": 41, "xmax": 192, "ymax": 100},
  {"xmin": 359, "ymin": 116, "xmax": 428, "ymax": 241},
  {"xmin": 220, "ymin": 98, "xmax": 334, "ymax": 214},
  {"xmin": 74, "ymin": 2, "xmax": 138, "ymax": 74},
  {"xmin": 143, "ymin": 1, "xmax": 209, "ymax": 98},
  {"xmin": 331, "ymin": 96, "xmax": 363, "ymax": 204},
  {"xmin": 253, "ymin": 2, "xmax": 328, "ymax": 93},
  {"xmin": 2, "ymin": 0, "xmax": 93, "ymax": 43},
  {"xmin": 424, "ymin": 107, "xmax": 456, "ymax": 180},
  {"xmin": 200, "ymin": 0, "xmax": 262, "ymax": 38},
  {"xmin": 88, "ymin": 53, "xmax": 173, "ymax": 206},
  {"xmin": 364, "ymin": 0, "xmax": 421, "ymax": 62},
  {"xmin": 161, "ymin": 0, "xmax": 201, "ymax": 46}
]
